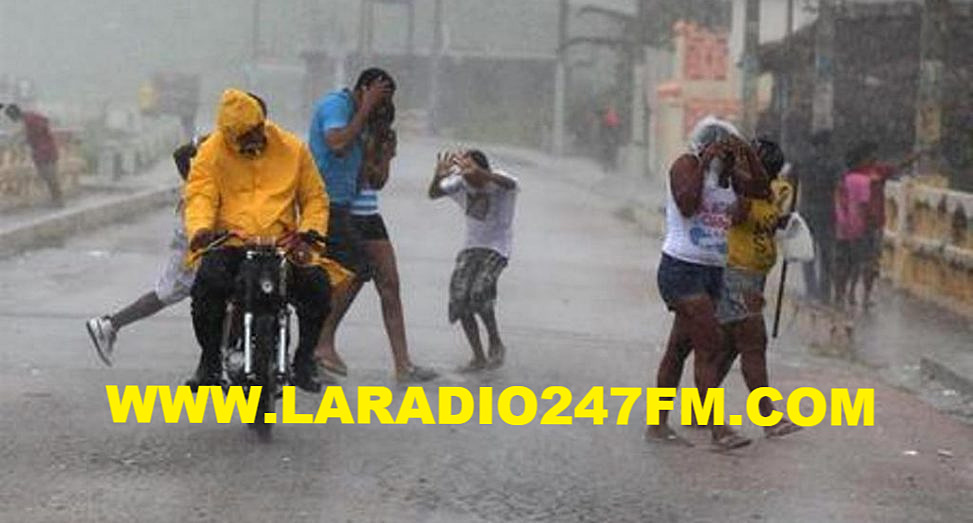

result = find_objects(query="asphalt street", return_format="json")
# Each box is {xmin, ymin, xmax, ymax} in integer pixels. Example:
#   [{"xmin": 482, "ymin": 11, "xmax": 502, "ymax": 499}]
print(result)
[{"xmin": 0, "ymin": 139, "xmax": 971, "ymax": 523}]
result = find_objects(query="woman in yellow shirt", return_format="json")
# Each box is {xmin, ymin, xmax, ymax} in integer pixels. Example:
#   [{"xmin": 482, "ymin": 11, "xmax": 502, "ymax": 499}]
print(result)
[{"xmin": 715, "ymin": 138, "xmax": 802, "ymax": 438}]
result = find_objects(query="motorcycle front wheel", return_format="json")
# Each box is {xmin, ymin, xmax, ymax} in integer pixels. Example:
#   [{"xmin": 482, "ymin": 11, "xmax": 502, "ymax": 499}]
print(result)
[{"xmin": 250, "ymin": 315, "xmax": 278, "ymax": 442}]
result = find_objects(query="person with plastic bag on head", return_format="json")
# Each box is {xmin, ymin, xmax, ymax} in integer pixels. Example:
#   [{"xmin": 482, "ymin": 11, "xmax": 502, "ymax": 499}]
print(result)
[{"xmin": 648, "ymin": 116, "xmax": 768, "ymax": 450}]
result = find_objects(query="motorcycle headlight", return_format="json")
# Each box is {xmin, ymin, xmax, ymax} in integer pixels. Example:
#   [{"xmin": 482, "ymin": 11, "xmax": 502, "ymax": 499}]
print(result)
[{"xmin": 260, "ymin": 276, "xmax": 275, "ymax": 295}]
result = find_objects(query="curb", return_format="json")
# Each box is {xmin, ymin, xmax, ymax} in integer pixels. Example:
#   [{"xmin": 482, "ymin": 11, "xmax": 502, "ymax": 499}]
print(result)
[
  {"xmin": 0, "ymin": 184, "xmax": 179, "ymax": 257},
  {"xmin": 921, "ymin": 356, "xmax": 973, "ymax": 397}
]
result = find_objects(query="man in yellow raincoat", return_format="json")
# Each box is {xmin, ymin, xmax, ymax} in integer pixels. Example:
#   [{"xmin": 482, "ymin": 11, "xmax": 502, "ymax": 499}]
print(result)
[{"xmin": 183, "ymin": 89, "xmax": 348, "ymax": 392}]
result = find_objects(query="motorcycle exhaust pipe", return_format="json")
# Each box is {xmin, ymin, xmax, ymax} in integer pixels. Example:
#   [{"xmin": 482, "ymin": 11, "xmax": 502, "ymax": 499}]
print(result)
[
  {"xmin": 243, "ymin": 311, "xmax": 253, "ymax": 376},
  {"xmin": 277, "ymin": 312, "xmax": 288, "ymax": 376}
]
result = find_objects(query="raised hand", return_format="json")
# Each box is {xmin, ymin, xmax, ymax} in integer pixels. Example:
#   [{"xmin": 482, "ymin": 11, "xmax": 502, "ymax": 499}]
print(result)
[{"xmin": 361, "ymin": 78, "xmax": 393, "ymax": 115}]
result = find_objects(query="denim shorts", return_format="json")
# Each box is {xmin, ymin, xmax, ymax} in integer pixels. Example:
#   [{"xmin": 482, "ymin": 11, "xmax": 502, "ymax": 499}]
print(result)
[
  {"xmin": 716, "ymin": 267, "xmax": 767, "ymax": 324},
  {"xmin": 656, "ymin": 253, "xmax": 724, "ymax": 310}
]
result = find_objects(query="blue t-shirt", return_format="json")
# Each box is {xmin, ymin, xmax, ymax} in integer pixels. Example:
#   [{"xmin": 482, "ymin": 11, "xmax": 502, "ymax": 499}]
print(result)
[{"xmin": 308, "ymin": 89, "xmax": 362, "ymax": 206}]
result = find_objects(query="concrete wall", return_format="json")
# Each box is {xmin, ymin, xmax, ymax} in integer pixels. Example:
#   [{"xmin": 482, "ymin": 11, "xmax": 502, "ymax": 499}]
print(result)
[{"xmin": 884, "ymin": 180, "xmax": 973, "ymax": 316}]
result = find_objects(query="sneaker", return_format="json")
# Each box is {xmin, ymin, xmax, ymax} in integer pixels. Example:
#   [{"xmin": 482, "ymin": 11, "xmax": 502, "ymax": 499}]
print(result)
[
  {"xmin": 396, "ymin": 364, "xmax": 439, "ymax": 384},
  {"xmin": 292, "ymin": 359, "xmax": 323, "ymax": 393},
  {"xmin": 86, "ymin": 316, "xmax": 117, "ymax": 367}
]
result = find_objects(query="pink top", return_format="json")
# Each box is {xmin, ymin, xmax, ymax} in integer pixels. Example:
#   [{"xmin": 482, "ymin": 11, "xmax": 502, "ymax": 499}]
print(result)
[{"xmin": 835, "ymin": 171, "xmax": 872, "ymax": 241}]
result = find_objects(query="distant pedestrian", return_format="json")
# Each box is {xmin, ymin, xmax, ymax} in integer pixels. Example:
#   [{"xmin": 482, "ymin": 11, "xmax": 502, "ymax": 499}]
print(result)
[
  {"xmin": 600, "ymin": 103, "xmax": 622, "ymax": 171},
  {"xmin": 4, "ymin": 104, "xmax": 62, "ymax": 207},
  {"xmin": 795, "ymin": 131, "xmax": 841, "ymax": 303},
  {"xmin": 429, "ymin": 150, "xmax": 518, "ymax": 371},
  {"xmin": 832, "ymin": 146, "xmax": 874, "ymax": 308}
]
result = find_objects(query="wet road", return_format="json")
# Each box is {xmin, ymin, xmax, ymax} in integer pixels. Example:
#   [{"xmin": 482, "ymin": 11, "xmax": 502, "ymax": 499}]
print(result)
[{"xmin": 0, "ymin": 139, "xmax": 971, "ymax": 522}]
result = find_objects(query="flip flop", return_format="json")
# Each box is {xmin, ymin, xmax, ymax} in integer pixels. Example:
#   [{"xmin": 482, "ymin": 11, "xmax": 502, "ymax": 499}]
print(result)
[
  {"xmin": 712, "ymin": 432, "xmax": 752, "ymax": 451},
  {"xmin": 317, "ymin": 357, "xmax": 347, "ymax": 377},
  {"xmin": 644, "ymin": 426, "xmax": 694, "ymax": 447},
  {"xmin": 765, "ymin": 420, "xmax": 804, "ymax": 438},
  {"xmin": 457, "ymin": 360, "xmax": 489, "ymax": 373}
]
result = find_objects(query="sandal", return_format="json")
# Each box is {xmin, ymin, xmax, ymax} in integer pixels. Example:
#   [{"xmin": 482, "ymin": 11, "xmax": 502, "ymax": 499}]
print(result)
[
  {"xmin": 644, "ymin": 426, "xmax": 694, "ymax": 447},
  {"xmin": 765, "ymin": 419, "xmax": 804, "ymax": 438},
  {"xmin": 713, "ymin": 432, "xmax": 752, "ymax": 451},
  {"xmin": 457, "ymin": 359, "xmax": 489, "ymax": 373},
  {"xmin": 317, "ymin": 357, "xmax": 347, "ymax": 377}
]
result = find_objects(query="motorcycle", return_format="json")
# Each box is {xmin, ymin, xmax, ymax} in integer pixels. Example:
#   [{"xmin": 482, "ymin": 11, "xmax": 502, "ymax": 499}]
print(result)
[{"xmin": 197, "ymin": 231, "xmax": 326, "ymax": 440}]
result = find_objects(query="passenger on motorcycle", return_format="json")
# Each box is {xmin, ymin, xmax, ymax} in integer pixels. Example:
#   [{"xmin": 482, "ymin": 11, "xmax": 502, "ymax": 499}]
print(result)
[{"xmin": 183, "ymin": 88, "xmax": 349, "ymax": 393}]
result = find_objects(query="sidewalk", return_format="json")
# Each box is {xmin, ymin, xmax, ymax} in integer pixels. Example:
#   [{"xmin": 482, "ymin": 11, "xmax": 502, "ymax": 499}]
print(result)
[
  {"xmin": 0, "ymin": 160, "xmax": 179, "ymax": 257},
  {"xmin": 848, "ymin": 284, "xmax": 973, "ymax": 417}
]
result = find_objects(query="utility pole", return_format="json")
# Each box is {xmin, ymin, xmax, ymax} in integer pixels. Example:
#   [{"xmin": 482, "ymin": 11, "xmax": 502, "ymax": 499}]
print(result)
[
  {"xmin": 251, "ymin": 0, "xmax": 262, "ymax": 62},
  {"xmin": 357, "ymin": 0, "xmax": 378, "ymax": 65},
  {"xmin": 811, "ymin": 0, "xmax": 835, "ymax": 135},
  {"xmin": 553, "ymin": 0, "xmax": 569, "ymax": 155},
  {"xmin": 914, "ymin": 0, "xmax": 949, "ymax": 178},
  {"xmin": 741, "ymin": 0, "xmax": 761, "ymax": 136},
  {"xmin": 407, "ymin": 0, "xmax": 416, "ymax": 57},
  {"xmin": 427, "ymin": 0, "xmax": 444, "ymax": 134},
  {"xmin": 779, "ymin": 0, "xmax": 794, "ymax": 150}
]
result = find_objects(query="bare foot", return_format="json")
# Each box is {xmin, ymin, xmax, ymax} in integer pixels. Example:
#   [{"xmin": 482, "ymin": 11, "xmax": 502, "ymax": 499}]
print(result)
[
  {"xmin": 644, "ymin": 425, "xmax": 693, "ymax": 447},
  {"xmin": 458, "ymin": 358, "xmax": 488, "ymax": 373},
  {"xmin": 486, "ymin": 344, "xmax": 506, "ymax": 369},
  {"xmin": 314, "ymin": 347, "xmax": 347, "ymax": 376}
]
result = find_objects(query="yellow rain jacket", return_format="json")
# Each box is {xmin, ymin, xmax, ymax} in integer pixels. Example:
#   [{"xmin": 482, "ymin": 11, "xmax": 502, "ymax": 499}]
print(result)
[
  {"xmin": 726, "ymin": 179, "xmax": 794, "ymax": 274},
  {"xmin": 184, "ymin": 89, "xmax": 351, "ymax": 287}
]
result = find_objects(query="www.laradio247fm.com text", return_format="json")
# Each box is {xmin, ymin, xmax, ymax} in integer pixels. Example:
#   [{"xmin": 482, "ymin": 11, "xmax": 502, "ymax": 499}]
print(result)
[{"xmin": 105, "ymin": 385, "xmax": 874, "ymax": 427}]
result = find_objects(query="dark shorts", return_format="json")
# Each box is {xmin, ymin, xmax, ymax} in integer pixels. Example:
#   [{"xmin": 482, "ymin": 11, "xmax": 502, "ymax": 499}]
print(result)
[
  {"xmin": 834, "ymin": 238, "xmax": 867, "ymax": 277},
  {"xmin": 449, "ymin": 248, "xmax": 507, "ymax": 323},
  {"xmin": 351, "ymin": 213, "xmax": 390, "ymax": 241},
  {"xmin": 656, "ymin": 253, "xmax": 723, "ymax": 310},
  {"xmin": 326, "ymin": 206, "xmax": 371, "ymax": 281},
  {"xmin": 862, "ymin": 229, "xmax": 883, "ymax": 276}
]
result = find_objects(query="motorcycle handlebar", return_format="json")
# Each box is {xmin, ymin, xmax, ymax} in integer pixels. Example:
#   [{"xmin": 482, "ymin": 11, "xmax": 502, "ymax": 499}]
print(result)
[{"xmin": 190, "ymin": 230, "xmax": 328, "ymax": 262}]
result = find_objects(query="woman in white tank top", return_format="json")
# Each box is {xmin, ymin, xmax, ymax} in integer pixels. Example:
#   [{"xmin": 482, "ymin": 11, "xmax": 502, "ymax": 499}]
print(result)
[{"xmin": 648, "ymin": 116, "xmax": 752, "ymax": 450}]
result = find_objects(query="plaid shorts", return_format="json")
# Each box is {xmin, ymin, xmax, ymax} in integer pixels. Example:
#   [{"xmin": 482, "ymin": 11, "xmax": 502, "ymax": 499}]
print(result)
[{"xmin": 448, "ymin": 248, "xmax": 508, "ymax": 323}]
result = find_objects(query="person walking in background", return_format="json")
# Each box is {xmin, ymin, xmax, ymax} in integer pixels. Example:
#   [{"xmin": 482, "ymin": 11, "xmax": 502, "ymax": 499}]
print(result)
[
  {"xmin": 600, "ymin": 103, "xmax": 622, "ymax": 171},
  {"xmin": 429, "ymin": 150, "xmax": 518, "ymax": 371},
  {"xmin": 832, "ymin": 146, "xmax": 874, "ymax": 308},
  {"xmin": 308, "ymin": 67, "xmax": 437, "ymax": 383},
  {"xmin": 795, "ymin": 131, "xmax": 841, "ymax": 304},
  {"xmin": 3, "ymin": 104, "xmax": 62, "ymax": 207}
]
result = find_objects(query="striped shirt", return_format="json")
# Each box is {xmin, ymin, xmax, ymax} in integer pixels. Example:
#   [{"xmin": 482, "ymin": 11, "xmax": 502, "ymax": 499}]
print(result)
[{"xmin": 350, "ymin": 187, "xmax": 380, "ymax": 216}]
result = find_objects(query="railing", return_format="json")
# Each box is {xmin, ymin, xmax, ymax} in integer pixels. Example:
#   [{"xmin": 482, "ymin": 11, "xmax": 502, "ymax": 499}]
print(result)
[{"xmin": 883, "ymin": 180, "xmax": 973, "ymax": 315}]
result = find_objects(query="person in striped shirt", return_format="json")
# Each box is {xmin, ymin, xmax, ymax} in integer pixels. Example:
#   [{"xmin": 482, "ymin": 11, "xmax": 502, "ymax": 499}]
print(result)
[{"xmin": 308, "ymin": 68, "xmax": 437, "ymax": 384}]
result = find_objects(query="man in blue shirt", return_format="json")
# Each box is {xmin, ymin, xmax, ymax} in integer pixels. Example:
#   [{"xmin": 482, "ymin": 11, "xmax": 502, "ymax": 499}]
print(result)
[{"xmin": 308, "ymin": 68, "xmax": 437, "ymax": 383}]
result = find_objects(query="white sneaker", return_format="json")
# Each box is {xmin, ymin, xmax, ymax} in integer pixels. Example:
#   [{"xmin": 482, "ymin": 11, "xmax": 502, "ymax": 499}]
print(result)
[{"xmin": 86, "ymin": 316, "xmax": 117, "ymax": 366}]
